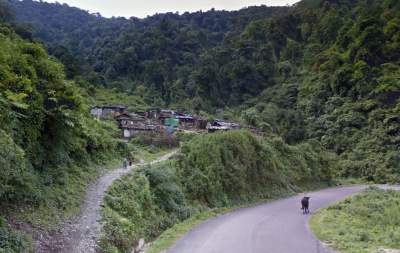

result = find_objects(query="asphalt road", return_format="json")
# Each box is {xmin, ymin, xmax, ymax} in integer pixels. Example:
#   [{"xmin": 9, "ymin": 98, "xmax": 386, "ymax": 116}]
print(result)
[{"xmin": 167, "ymin": 185, "xmax": 368, "ymax": 253}]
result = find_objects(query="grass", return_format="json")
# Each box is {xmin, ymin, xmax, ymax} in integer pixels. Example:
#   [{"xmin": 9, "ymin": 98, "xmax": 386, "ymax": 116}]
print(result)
[
  {"xmin": 310, "ymin": 187, "xmax": 400, "ymax": 253},
  {"xmin": 335, "ymin": 177, "xmax": 371, "ymax": 186},
  {"xmin": 133, "ymin": 147, "xmax": 173, "ymax": 163},
  {"xmin": 0, "ymin": 221, "xmax": 32, "ymax": 253}
]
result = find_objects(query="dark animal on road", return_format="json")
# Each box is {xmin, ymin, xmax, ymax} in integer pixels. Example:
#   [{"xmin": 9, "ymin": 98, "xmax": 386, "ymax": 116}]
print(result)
[{"xmin": 301, "ymin": 197, "xmax": 310, "ymax": 214}]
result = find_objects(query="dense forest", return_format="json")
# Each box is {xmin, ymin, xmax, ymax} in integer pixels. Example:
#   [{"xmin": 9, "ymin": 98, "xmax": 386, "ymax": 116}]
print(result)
[
  {"xmin": 9, "ymin": 0, "xmax": 400, "ymax": 182},
  {"xmin": 9, "ymin": 0, "xmax": 290, "ymax": 106}
]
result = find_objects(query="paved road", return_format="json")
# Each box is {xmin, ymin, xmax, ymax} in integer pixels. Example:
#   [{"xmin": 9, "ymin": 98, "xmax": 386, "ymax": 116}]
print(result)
[{"xmin": 167, "ymin": 185, "xmax": 369, "ymax": 253}]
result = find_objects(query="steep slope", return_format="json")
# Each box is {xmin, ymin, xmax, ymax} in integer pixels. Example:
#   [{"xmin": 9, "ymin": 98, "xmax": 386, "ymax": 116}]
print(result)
[
  {"xmin": 0, "ymin": 5, "xmax": 127, "ymax": 251},
  {"xmin": 242, "ymin": 0, "xmax": 400, "ymax": 181},
  {"xmin": 0, "ymin": 21, "xmax": 122, "ymax": 204}
]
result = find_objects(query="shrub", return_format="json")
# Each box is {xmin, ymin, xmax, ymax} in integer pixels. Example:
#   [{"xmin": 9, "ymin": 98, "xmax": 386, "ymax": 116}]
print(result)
[
  {"xmin": 0, "ymin": 130, "xmax": 36, "ymax": 203},
  {"xmin": 0, "ymin": 217, "xmax": 30, "ymax": 253},
  {"xmin": 177, "ymin": 131, "xmax": 334, "ymax": 207}
]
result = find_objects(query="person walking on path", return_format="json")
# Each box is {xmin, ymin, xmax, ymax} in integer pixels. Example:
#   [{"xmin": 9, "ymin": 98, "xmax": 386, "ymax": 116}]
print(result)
[{"xmin": 123, "ymin": 158, "xmax": 128, "ymax": 169}]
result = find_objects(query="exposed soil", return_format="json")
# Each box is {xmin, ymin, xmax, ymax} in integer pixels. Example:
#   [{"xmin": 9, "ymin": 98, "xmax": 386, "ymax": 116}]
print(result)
[{"xmin": 33, "ymin": 151, "xmax": 177, "ymax": 253}]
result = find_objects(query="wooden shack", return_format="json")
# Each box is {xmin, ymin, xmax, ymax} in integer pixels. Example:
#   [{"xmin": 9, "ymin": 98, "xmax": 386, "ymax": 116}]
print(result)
[
  {"xmin": 175, "ymin": 114, "xmax": 196, "ymax": 129},
  {"xmin": 90, "ymin": 105, "xmax": 126, "ymax": 118},
  {"xmin": 121, "ymin": 123, "xmax": 158, "ymax": 139},
  {"xmin": 158, "ymin": 109, "xmax": 175, "ymax": 124},
  {"xmin": 116, "ymin": 113, "xmax": 145, "ymax": 128},
  {"xmin": 206, "ymin": 119, "xmax": 241, "ymax": 133}
]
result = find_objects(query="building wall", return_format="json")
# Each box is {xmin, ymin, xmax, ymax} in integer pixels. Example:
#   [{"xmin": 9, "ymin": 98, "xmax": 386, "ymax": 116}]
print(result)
[
  {"xmin": 90, "ymin": 108, "xmax": 103, "ymax": 118},
  {"xmin": 123, "ymin": 129, "xmax": 131, "ymax": 138}
]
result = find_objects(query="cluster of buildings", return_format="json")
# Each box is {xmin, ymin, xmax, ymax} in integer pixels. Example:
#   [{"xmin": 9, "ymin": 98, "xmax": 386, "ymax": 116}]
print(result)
[{"xmin": 90, "ymin": 105, "xmax": 247, "ymax": 139}]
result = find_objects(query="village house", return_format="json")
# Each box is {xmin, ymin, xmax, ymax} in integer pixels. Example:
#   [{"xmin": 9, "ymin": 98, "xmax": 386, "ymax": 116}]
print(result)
[
  {"xmin": 158, "ymin": 109, "xmax": 175, "ymax": 124},
  {"xmin": 116, "ymin": 113, "xmax": 146, "ymax": 128},
  {"xmin": 116, "ymin": 112, "xmax": 162, "ymax": 139},
  {"xmin": 175, "ymin": 114, "xmax": 195, "ymax": 129},
  {"xmin": 155, "ymin": 109, "xmax": 207, "ymax": 130},
  {"xmin": 144, "ymin": 108, "xmax": 204, "ymax": 129},
  {"xmin": 121, "ymin": 123, "xmax": 158, "ymax": 139},
  {"xmin": 90, "ymin": 105, "xmax": 126, "ymax": 118},
  {"xmin": 206, "ymin": 119, "xmax": 241, "ymax": 133}
]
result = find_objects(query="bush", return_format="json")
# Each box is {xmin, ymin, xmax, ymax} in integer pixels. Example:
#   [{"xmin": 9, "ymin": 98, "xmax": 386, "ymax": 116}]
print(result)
[
  {"xmin": 0, "ymin": 130, "xmax": 36, "ymax": 203},
  {"xmin": 177, "ymin": 131, "xmax": 334, "ymax": 207},
  {"xmin": 0, "ymin": 217, "xmax": 30, "ymax": 253},
  {"xmin": 100, "ymin": 166, "xmax": 187, "ymax": 253},
  {"xmin": 130, "ymin": 132, "xmax": 179, "ymax": 149}
]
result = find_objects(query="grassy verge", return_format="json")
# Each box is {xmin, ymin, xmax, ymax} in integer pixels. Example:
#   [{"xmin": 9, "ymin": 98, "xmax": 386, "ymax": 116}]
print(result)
[
  {"xmin": 133, "ymin": 147, "xmax": 173, "ymax": 163},
  {"xmin": 310, "ymin": 187, "xmax": 400, "ymax": 253}
]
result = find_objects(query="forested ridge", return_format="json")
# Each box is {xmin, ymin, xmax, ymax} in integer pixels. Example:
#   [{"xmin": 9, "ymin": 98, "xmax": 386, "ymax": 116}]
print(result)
[{"xmin": 9, "ymin": 0, "xmax": 290, "ymax": 105}]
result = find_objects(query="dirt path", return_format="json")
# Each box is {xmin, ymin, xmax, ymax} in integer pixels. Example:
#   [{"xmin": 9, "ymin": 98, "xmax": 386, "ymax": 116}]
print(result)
[{"xmin": 34, "ymin": 151, "xmax": 177, "ymax": 253}]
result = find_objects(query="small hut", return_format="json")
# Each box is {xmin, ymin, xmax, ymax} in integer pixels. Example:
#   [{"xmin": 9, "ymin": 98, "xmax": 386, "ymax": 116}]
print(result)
[{"xmin": 90, "ymin": 105, "xmax": 126, "ymax": 118}]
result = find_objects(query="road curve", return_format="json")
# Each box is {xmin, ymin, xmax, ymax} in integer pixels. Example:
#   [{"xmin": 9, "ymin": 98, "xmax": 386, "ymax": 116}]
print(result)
[{"xmin": 167, "ymin": 185, "xmax": 368, "ymax": 253}]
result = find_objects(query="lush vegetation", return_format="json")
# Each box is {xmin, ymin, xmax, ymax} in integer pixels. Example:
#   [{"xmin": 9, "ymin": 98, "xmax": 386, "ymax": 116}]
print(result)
[
  {"xmin": 100, "ymin": 131, "xmax": 335, "ymax": 253},
  {"xmin": 311, "ymin": 187, "xmax": 400, "ymax": 253},
  {"xmin": 9, "ymin": 0, "xmax": 289, "ymax": 107},
  {"xmin": 0, "ymin": 21, "xmax": 120, "ymax": 202},
  {"xmin": 1, "ymin": 0, "xmax": 399, "ymax": 251},
  {"xmin": 0, "ymin": 4, "xmax": 130, "ymax": 251},
  {"xmin": 0, "ymin": 217, "xmax": 30, "ymax": 253},
  {"xmin": 9, "ymin": 0, "xmax": 400, "ymax": 183}
]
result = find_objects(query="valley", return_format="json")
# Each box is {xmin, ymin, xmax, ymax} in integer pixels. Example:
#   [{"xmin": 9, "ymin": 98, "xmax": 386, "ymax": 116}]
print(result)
[{"xmin": 0, "ymin": 0, "xmax": 399, "ymax": 252}]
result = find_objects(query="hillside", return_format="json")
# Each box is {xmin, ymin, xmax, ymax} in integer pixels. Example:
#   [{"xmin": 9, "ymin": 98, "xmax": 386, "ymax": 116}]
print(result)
[
  {"xmin": 0, "ymin": 3, "xmax": 130, "ymax": 251},
  {"xmin": 9, "ymin": 0, "xmax": 290, "ymax": 106},
  {"xmin": 9, "ymin": 0, "xmax": 400, "ymax": 182}
]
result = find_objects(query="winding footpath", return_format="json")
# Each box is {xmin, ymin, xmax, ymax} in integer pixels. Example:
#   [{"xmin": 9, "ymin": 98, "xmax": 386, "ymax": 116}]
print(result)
[
  {"xmin": 167, "ymin": 185, "xmax": 400, "ymax": 253},
  {"xmin": 34, "ymin": 151, "xmax": 177, "ymax": 253}
]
